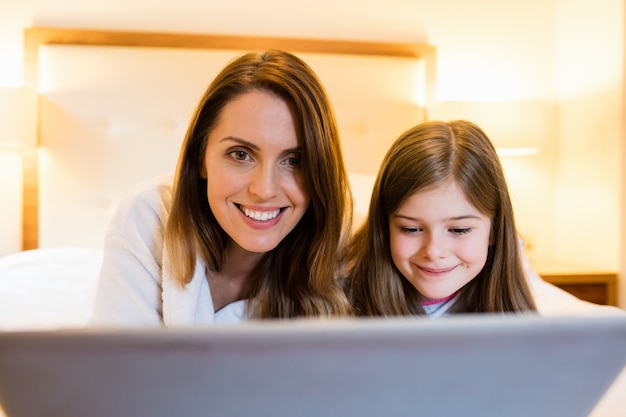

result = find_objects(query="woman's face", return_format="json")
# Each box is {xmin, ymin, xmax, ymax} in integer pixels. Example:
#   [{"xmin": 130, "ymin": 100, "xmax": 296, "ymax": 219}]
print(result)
[
  {"xmin": 388, "ymin": 180, "xmax": 492, "ymax": 300},
  {"xmin": 202, "ymin": 89, "xmax": 310, "ymax": 253}
]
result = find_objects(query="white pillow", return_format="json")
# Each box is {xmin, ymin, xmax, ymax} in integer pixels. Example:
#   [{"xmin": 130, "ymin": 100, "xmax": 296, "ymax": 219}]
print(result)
[{"xmin": 0, "ymin": 247, "xmax": 103, "ymax": 330}]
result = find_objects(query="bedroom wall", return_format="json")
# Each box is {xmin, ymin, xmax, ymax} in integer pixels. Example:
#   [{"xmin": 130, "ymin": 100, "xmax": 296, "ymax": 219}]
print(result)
[
  {"xmin": 0, "ymin": 0, "xmax": 624, "ymax": 306},
  {"xmin": 553, "ymin": 0, "xmax": 623, "ymax": 269},
  {"xmin": 622, "ymin": 1, "xmax": 626, "ymax": 310},
  {"xmin": 0, "ymin": 150, "xmax": 22, "ymax": 255}
]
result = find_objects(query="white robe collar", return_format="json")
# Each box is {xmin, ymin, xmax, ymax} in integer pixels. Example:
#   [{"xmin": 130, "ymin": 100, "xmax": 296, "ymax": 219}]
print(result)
[{"xmin": 161, "ymin": 249, "xmax": 245, "ymax": 327}]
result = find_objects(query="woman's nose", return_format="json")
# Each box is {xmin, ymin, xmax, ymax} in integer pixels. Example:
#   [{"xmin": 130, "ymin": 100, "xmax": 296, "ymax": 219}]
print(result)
[{"xmin": 248, "ymin": 164, "xmax": 279, "ymax": 200}]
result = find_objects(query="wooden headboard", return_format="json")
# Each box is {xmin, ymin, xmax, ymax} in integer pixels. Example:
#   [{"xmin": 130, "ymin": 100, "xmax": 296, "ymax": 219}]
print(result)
[{"xmin": 21, "ymin": 27, "xmax": 436, "ymax": 250}]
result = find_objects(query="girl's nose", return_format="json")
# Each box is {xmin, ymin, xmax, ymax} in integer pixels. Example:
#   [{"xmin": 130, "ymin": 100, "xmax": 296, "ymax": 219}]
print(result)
[{"xmin": 420, "ymin": 232, "xmax": 448, "ymax": 259}]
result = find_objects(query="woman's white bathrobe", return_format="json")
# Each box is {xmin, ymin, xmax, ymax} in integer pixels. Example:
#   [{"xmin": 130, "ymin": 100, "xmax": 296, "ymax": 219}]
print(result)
[{"xmin": 90, "ymin": 176, "xmax": 245, "ymax": 327}]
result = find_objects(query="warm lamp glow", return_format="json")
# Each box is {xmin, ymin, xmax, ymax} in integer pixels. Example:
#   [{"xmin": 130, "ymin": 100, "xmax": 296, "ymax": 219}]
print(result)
[
  {"xmin": 496, "ymin": 147, "xmax": 540, "ymax": 157},
  {"xmin": 0, "ymin": 86, "xmax": 36, "ymax": 148},
  {"xmin": 428, "ymin": 100, "xmax": 544, "ymax": 155}
]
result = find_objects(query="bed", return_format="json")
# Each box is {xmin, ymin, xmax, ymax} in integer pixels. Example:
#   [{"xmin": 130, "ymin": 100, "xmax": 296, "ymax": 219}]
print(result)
[
  {"xmin": 0, "ymin": 27, "xmax": 623, "ymax": 417},
  {"xmin": 0, "ymin": 247, "xmax": 624, "ymax": 417}
]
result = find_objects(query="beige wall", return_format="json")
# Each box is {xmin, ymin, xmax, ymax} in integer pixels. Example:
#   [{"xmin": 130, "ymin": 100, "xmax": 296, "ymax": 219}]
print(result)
[
  {"xmin": 553, "ymin": 0, "xmax": 623, "ymax": 271},
  {"xmin": 0, "ymin": 150, "xmax": 22, "ymax": 254},
  {"xmin": 0, "ymin": 0, "xmax": 624, "ymax": 305},
  {"xmin": 622, "ymin": 0, "xmax": 626, "ymax": 308}
]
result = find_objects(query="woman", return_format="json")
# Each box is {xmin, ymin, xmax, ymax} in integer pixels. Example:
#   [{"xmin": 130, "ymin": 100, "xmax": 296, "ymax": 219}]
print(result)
[{"xmin": 91, "ymin": 50, "xmax": 352, "ymax": 326}]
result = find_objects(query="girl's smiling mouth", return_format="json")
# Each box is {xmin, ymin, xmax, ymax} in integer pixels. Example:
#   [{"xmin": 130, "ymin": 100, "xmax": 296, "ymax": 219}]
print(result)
[{"xmin": 418, "ymin": 265, "xmax": 458, "ymax": 276}]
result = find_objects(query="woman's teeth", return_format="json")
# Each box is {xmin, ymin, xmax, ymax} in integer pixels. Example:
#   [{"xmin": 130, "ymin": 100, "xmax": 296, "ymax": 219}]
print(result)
[{"xmin": 242, "ymin": 207, "xmax": 281, "ymax": 221}]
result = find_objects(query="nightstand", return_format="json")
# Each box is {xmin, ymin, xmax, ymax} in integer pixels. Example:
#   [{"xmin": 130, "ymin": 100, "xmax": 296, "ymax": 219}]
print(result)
[{"xmin": 533, "ymin": 260, "xmax": 618, "ymax": 306}]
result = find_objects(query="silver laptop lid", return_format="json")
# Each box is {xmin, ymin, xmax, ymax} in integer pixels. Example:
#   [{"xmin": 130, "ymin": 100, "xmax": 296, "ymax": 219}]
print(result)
[{"xmin": 0, "ymin": 314, "xmax": 625, "ymax": 417}]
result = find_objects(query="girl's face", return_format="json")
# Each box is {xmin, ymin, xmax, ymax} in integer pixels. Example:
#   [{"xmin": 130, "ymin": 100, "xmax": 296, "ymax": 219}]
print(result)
[
  {"xmin": 202, "ymin": 90, "xmax": 310, "ymax": 254},
  {"xmin": 388, "ymin": 180, "xmax": 492, "ymax": 301}
]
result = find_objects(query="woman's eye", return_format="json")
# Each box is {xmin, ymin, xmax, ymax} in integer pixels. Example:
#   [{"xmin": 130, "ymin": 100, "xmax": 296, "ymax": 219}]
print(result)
[
  {"xmin": 401, "ymin": 227, "xmax": 421, "ymax": 234},
  {"xmin": 286, "ymin": 157, "xmax": 301, "ymax": 168},
  {"xmin": 229, "ymin": 150, "xmax": 250, "ymax": 161},
  {"xmin": 451, "ymin": 228, "xmax": 471, "ymax": 235}
]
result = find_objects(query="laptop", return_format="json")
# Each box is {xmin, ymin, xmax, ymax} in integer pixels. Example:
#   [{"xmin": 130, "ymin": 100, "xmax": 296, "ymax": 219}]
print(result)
[{"xmin": 0, "ymin": 314, "xmax": 625, "ymax": 417}]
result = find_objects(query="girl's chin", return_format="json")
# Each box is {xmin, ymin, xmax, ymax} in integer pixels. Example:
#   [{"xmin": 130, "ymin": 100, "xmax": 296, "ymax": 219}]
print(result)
[{"xmin": 417, "ymin": 287, "xmax": 457, "ymax": 301}]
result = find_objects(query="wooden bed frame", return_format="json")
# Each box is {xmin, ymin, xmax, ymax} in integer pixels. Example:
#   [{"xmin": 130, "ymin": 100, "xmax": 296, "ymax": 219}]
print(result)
[{"xmin": 21, "ymin": 27, "xmax": 436, "ymax": 250}]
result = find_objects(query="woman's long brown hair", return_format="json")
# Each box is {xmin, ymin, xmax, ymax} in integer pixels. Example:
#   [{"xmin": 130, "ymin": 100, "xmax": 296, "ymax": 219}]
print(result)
[{"xmin": 166, "ymin": 50, "xmax": 352, "ymax": 318}]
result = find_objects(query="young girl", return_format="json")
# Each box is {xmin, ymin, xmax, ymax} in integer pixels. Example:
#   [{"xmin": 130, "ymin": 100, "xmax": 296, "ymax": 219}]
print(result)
[
  {"xmin": 91, "ymin": 50, "xmax": 352, "ymax": 326},
  {"xmin": 344, "ymin": 120, "xmax": 536, "ymax": 317}
]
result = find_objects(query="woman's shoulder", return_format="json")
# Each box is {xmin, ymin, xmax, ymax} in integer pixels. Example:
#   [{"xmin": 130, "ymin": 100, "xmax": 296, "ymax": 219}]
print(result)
[
  {"xmin": 107, "ymin": 174, "xmax": 175, "ymax": 236},
  {"xmin": 125, "ymin": 174, "xmax": 174, "ymax": 206}
]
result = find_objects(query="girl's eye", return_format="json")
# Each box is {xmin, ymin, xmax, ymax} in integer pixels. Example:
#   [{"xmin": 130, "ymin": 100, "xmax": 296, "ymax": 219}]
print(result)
[
  {"xmin": 401, "ymin": 227, "xmax": 421, "ymax": 234},
  {"xmin": 451, "ymin": 228, "xmax": 471, "ymax": 235}
]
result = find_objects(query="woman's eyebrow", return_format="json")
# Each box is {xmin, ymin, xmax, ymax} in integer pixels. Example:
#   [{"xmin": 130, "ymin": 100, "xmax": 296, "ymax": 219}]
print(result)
[
  {"xmin": 218, "ymin": 136, "xmax": 259, "ymax": 150},
  {"xmin": 219, "ymin": 136, "xmax": 302, "ymax": 155}
]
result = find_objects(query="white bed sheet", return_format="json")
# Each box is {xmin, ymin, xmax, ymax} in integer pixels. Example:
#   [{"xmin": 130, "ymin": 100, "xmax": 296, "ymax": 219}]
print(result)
[
  {"xmin": 6, "ymin": 246, "xmax": 622, "ymax": 330},
  {"xmin": 528, "ymin": 274, "xmax": 626, "ymax": 417},
  {"xmin": 0, "ymin": 247, "xmax": 102, "ymax": 330}
]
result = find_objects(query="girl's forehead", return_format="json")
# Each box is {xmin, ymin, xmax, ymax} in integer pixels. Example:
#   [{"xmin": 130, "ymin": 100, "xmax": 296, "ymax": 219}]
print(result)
[
  {"xmin": 405, "ymin": 181, "xmax": 467, "ymax": 205},
  {"xmin": 395, "ymin": 180, "xmax": 490, "ymax": 220},
  {"xmin": 410, "ymin": 179, "xmax": 461, "ymax": 199}
]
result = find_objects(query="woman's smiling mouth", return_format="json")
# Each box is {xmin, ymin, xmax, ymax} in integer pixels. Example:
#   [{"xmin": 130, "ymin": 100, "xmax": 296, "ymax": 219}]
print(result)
[{"xmin": 238, "ymin": 205, "xmax": 282, "ymax": 221}]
